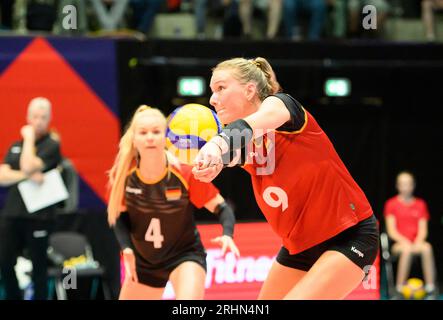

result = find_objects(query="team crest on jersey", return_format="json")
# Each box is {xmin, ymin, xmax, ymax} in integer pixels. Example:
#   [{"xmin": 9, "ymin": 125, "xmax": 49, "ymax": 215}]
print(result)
[
  {"xmin": 126, "ymin": 186, "xmax": 142, "ymax": 195},
  {"xmin": 11, "ymin": 146, "xmax": 22, "ymax": 154},
  {"xmin": 165, "ymin": 186, "xmax": 182, "ymax": 201}
]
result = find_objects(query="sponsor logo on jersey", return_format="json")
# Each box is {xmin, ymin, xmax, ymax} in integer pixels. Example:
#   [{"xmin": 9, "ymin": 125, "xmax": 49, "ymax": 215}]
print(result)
[
  {"xmin": 11, "ymin": 146, "xmax": 22, "ymax": 154},
  {"xmin": 125, "ymin": 186, "xmax": 142, "ymax": 195}
]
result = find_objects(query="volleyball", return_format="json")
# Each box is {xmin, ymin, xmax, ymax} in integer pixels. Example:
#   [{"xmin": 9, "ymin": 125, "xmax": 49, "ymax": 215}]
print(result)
[
  {"xmin": 401, "ymin": 278, "xmax": 427, "ymax": 300},
  {"xmin": 166, "ymin": 103, "xmax": 223, "ymax": 165}
]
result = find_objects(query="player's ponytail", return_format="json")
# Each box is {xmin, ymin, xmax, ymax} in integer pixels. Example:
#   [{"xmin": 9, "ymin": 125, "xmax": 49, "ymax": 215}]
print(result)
[
  {"xmin": 253, "ymin": 57, "xmax": 282, "ymax": 96},
  {"xmin": 213, "ymin": 57, "xmax": 281, "ymax": 101}
]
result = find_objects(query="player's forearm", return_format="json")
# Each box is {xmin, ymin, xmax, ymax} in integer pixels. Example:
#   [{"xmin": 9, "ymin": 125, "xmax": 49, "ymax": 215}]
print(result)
[
  {"xmin": 214, "ymin": 202, "xmax": 236, "ymax": 238},
  {"xmin": 211, "ymin": 99, "xmax": 288, "ymax": 154},
  {"xmin": 114, "ymin": 213, "xmax": 133, "ymax": 250},
  {"xmin": 389, "ymin": 231, "xmax": 410, "ymax": 243},
  {"xmin": 20, "ymin": 139, "xmax": 43, "ymax": 174},
  {"xmin": 0, "ymin": 167, "xmax": 27, "ymax": 186},
  {"xmin": 242, "ymin": 96, "xmax": 292, "ymax": 139},
  {"xmin": 414, "ymin": 230, "xmax": 428, "ymax": 243}
]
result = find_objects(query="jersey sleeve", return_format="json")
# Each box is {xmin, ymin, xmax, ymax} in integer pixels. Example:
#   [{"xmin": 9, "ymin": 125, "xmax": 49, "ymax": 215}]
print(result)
[
  {"xmin": 3, "ymin": 143, "xmax": 16, "ymax": 165},
  {"xmin": 270, "ymin": 93, "xmax": 306, "ymax": 133},
  {"xmin": 38, "ymin": 139, "xmax": 62, "ymax": 172},
  {"xmin": 188, "ymin": 175, "xmax": 220, "ymax": 209},
  {"xmin": 383, "ymin": 199, "xmax": 395, "ymax": 218},
  {"xmin": 419, "ymin": 199, "xmax": 430, "ymax": 221}
]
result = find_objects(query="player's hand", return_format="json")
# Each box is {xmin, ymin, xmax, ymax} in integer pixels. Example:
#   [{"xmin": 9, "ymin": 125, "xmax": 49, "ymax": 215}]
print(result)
[
  {"xmin": 211, "ymin": 235, "xmax": 240, "ymax": 258},
  {"xmin": 29, "ymin": 172, "xmax": 44, "ymax": 184},
  {"xmin": 192, "ymin": 141, "xmax": 223, "ymax": 183},
  {"xmin": 398, "ymin": 238, "xmax": 412, "ymax": 246},
  {"xmin": 21, "ymin": 125, "xmax": 35, "ymax": 141},
  {"xmin": 122, "ymin": 248, "xmax": 138, "ymax": 282}
]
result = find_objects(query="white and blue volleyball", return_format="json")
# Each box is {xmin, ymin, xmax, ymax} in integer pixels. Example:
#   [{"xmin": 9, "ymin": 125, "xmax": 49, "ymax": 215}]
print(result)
[{"xmin": 166, "ymin": 103, "xmax": 223, "ymax": 165}]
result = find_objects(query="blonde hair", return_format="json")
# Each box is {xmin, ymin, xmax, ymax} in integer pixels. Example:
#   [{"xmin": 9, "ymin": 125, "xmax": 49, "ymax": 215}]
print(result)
[
  {"xmin": 107, "ymin": 105, "xmax": 167, "ymax": 225},
  {"xmin": 213, "ymin": 57, "xmax": 281, "ymax": 101}
]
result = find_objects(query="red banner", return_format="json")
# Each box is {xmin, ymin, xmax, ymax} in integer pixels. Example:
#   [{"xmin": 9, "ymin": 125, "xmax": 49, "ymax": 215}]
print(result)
[{"xmin": 158, "ymin": 222, "xmax": 380, "ymax": 300}]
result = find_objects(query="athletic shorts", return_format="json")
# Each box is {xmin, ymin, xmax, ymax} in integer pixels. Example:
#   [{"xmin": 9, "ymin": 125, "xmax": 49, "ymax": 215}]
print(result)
[
  {"xmin": 277, "ymin": 214, "xmax": 379, "ymax": 275},
  {"xmin": 135, "ymin": 246, "xmax": 207, "ymax": 288}
]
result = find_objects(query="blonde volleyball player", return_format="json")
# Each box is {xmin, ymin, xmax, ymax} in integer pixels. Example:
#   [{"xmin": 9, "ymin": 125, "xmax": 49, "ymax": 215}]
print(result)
[
  {"xmin": 192, "ymin": 57, "xmax": 379, "ymax": 299},
  {"xmin": 107, "ymin": 105, "xmax": 239, "ymax": 300}
]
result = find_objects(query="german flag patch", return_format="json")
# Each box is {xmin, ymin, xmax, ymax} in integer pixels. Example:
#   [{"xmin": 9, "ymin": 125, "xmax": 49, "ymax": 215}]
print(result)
[{"xmin": 165, "ymin": 186, "xmax": 182, "ymax": 201}]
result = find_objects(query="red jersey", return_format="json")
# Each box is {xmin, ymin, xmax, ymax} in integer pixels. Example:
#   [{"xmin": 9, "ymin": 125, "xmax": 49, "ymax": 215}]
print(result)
[
  {"xmin": 383, "ymin": 196, "xmax": 430, "ymax": 242},
  {"xmin": 243, "ymin": 94, "xmax": 373, "ymax": 254}
]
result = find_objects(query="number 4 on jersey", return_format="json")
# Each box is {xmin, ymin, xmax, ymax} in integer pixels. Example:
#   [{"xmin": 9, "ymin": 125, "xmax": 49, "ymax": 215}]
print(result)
[{"xmin": 145, "ymin": 218, "xmax": 164, "ymax": 248}]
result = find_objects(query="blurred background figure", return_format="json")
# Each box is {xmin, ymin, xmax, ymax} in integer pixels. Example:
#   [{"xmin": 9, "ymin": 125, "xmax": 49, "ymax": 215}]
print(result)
[
  {"xmin": 0, "ymin": 97, "xmax": 62, "ymax": 300},
  {"xmin": 193, "ymin": 0, "xmax": 208, "ymax": 38},
  {"xmin": 282, "ymin": 0, "xmax": 327, "ymax": 40},
  {"xmin": 384, "ymin": 171, "xmax": 438, "ymax": 298},
  {"xmin": 0, "ymin": 0, "xmax": 14, "ymax": 30},
  {"xmin": 238, "ymin": 0, "xmax": 282, "ymax": 39},
  {"xmin": 221, "ymin": 0, "xmax": 243, "ymax": 38},
  {"xmin": 13, "ymin": 0, "xmax": 57, "ymax": 33},
  {"xmin": 422, "ymin": 0, "xmax": 443, "ymax": 41},
  {"xmin": 129, "ymin": 0, "xmax": 164, "ymax": 34},
  {"xmin": 328, "ymin": 0, "xmax": 348, "ymax": 39}
]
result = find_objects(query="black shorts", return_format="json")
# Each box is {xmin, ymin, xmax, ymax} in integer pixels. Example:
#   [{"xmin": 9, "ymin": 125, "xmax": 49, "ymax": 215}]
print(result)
[
  {"xmin": 277, "ymin": 214, "xmax": 379, "ymax": 275},
  {"xmin": 135, "ymin": 249, "xmax": 207, "ymax": 288}
]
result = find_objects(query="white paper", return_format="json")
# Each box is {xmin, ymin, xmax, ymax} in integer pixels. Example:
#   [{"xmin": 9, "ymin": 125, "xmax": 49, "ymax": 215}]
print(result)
[{"xmin": 18, "ymin": 169, "xmax": 69, "ymax": 214}]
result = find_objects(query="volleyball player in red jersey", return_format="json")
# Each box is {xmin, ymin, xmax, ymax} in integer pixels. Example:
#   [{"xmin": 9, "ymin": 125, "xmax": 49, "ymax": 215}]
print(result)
[
  {"xmin": 192, "ymin": 57, "xmax": 379, "ymax": 299},
  {"xmin": 107, "ymin": 105, "xmax": 239, "ymax": 300},
  {"xmin": 384, "ymin": 171, "xmax": 436, "ymax": 295}
]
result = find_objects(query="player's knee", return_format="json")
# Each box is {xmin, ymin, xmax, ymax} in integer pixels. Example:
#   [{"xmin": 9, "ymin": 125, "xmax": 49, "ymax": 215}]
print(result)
[
  {"xmin": 421, "ymin": 242, "xmax": 433, "ymax": 253},
  {"xmin": 398, "ymin": 244, "xmax": 413, "ymax": 254}
]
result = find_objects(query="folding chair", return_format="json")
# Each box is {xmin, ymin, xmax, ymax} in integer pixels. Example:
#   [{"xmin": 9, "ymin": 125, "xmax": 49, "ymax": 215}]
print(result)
[{"xmin": 47, "ymin": 231, "xmax": 112, "ymax": 300}]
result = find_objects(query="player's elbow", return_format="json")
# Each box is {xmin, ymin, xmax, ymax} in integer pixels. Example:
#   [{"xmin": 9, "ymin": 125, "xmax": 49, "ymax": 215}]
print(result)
[
  {"xmin": 20, "ymin": 157, "xmax": 43, "ymax": 175},
  {"xmin": 0, "ymin": 166, "xmax": 7, "ymax": 185}
]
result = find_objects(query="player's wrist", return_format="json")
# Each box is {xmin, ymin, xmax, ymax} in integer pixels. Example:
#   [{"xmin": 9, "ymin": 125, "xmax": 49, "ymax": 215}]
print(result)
[
  {"xmin": 217, "ymin": 119, "xmax": 253, "ymax": 154},
  {"xmin": 210, "ymin": 135, "xmax": 229, "ymax": 154},
  {"xmin": 122, "ymin": 247, "xmax": 134, "ymax": 254}
]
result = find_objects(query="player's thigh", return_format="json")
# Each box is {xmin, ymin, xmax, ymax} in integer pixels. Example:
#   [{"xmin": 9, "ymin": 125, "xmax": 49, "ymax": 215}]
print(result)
[
  {"xmin": 169, "ymin": 260, "xmax": 206, "ymax": 300},
  {"xmin": 391, "ymin": 242, "xmax": 412, "ymax": 255},
  {"xmin": 284, "ymin": 250, "xmax": 365, "ymax": 300},
  {"xmin": 258, "ymin": 260, "xmax": 307, "ymax": 300},
  {"xmin": 411, "ymin": 241, "xmax": 433, "ymax": 254},
  {"xmin": 119, "ymin": 279, "xmax": 165, "ymax": 300}
]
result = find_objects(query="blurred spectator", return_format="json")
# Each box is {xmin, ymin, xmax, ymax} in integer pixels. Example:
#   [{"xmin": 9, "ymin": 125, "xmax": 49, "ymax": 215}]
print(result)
[
  {"xmin": 192, "ymin": 0, "xmax": 241, "ymax": 39},
  {"xmin": 348, "ymin": 0, "xmax": 389, "ymax": 37},
  {"xmin": 129, "ymin": 0, "xmax": 164, "ymax": 34},
  {"xmin": 0, "ymin": 0, "xmax": 14, "ymax": 30},
  {"xmin": 13, "ymin": 0, "xmax": 57, "ymax": 33},
  {"xmin": 422, "ymin": 0, "xmax": 443, "ymax": 41},
  {"xmin": 167, "ymin": 0, "xmax": 182, "ymax": 11},
  {"xmin": 220, "ymin": 0, "xmax": 242, "ymax": 38},
  {"xmin": 194, "ymin": 0, "xmax": 208, "ymax": 38},
  {"xmin": 328, "ymin": 0, "xmax": 348, "ymax": 38},
  {"xmin": 383, "ymin": 171, "xmax": 437, "ymax": 297},
  {"xmin": 238, "ymin": 0, "xmax": 283, "ymax": 39},
  {"xmin": 283, "ymin": 0, "xmax": 327, "ymax": 40}
]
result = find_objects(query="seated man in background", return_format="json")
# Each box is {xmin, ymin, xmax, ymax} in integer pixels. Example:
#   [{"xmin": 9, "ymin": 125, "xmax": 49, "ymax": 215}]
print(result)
[
  {"xmin": 422, "ymin": 0, "xmax": 443, "ymax": 41},
  {"xmin": 384, "ymin": 171, "xmax": 437, "ymax": 297}
]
